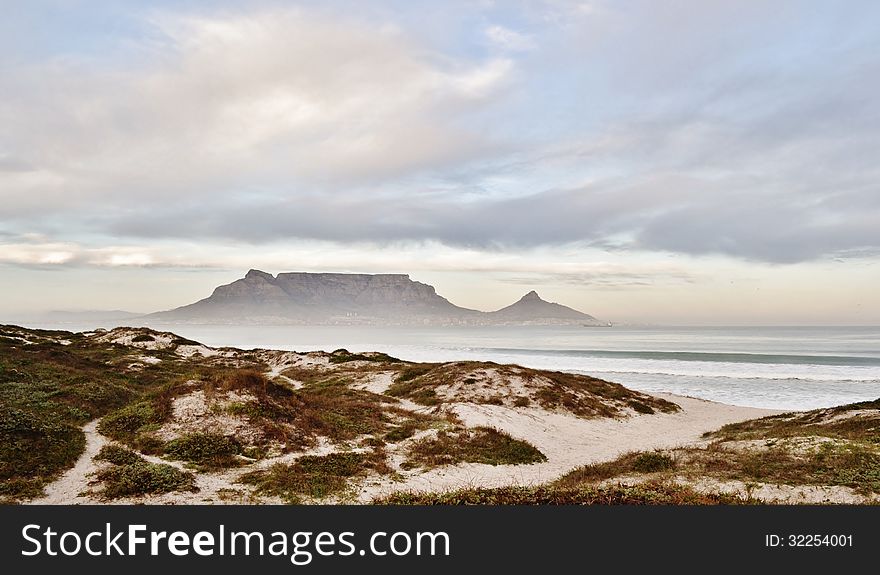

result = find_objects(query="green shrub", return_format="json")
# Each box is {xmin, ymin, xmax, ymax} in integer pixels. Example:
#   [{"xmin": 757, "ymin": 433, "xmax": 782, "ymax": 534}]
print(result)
[
  {"xmin": 94, "ymin": 444, "xmax": 144, "ymax": 466},
  {"xmin": 393, "ymin": 364, "xmax": 435, "ymax": 383},
  {"xmin": 403, "ymin": 427, "xmax": 546, "ymax": 469},
  {"xmin": 163, "ymin": 432, "xmax": 242, "ymax": 469},
  {"xmin": 98, "ymin": 401, "xmax": 158, "ymax": 441},
  {"xmin": 385, "ymin": 423, "xmax": 418, "ymax": 442},
  {"xmin": 96, "ymin": 461, "xmax": 197, "ymax": 499},
  {"xmin": 0, "ymin": 406, "xmax": 85, "ymax": 500},
  {"xmin": 628, "ymin": 401, "xmax": 655, "ymax": 414},
  {"xmin": 239, "ymin": 451, "xmax": 390, "ymax": 502},
  {"xmin": 632, "ymin": 452, "xmax": 675, "ymax": 473},
  {"xmin": 328, "ymin": 349, "xmax": 400, "ymax": 364}
]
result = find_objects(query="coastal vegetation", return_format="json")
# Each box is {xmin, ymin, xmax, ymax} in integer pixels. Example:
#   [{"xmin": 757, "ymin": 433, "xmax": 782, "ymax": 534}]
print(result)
[
  {"xmin": 239, "ymin": 451, "xmax": 392, "ymax": 503},
  {"xmin": 3, "ymin": 323, "xmax": 878, "ymax": 505},
  {"xmin": 386, "ymin": 360, "xmax": 678, "ymax": 416},
  {"xmin": 375, "ymin": 482, "xmax": 755, "ymax": 505},
  {"xmin": 552, "ymin": 399, "xmax": 880, "ymax": 498},
  {"xmin": 93, "ymin": 444, "xmax": 196, "ymax": 499},
  {"xmin": 402, "ymin": 427, "xmax": 547, "ymax": 469}
]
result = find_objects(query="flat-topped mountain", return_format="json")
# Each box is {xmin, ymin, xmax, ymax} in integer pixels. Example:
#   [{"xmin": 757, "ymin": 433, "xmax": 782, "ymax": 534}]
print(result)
[
  {"xmin": 149, "ymin": 269, "xmax": 476, "ymax": 324},
  {"xmin": 148, "ymin": 270, "xmax": 604, "ymax": 325}
]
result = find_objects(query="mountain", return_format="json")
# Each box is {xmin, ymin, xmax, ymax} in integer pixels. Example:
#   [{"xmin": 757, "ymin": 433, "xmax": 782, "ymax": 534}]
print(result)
[
  {"xmin": 147, "ymin": 270, "xmax": 604, "ymax": 326},
  {"xmin": 490, "ymin": 290, "xmax": 604, "ymax": 325},
  {"xmin": 148, "ymin": 269, "xmax": 479, "ymax": 324},
  {"xmin": 46, "ymin": 309, "xmax": 143, "ymax": 322},
  {"xmin": 6, "ymin": 309, "xmax": 144, "ymax": 325}
]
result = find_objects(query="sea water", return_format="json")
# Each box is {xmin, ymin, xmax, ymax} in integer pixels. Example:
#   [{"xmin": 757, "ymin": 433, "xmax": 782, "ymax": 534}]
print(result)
[{"xmin": 153, "ymin": 324, "xmax": 880, "ymax": 411}]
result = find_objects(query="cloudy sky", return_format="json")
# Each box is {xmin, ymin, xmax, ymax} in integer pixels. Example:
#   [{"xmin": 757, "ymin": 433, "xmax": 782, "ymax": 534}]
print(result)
[{"xmin": 1, "ymin": 0, "xmax": 879, "ymax": 324}]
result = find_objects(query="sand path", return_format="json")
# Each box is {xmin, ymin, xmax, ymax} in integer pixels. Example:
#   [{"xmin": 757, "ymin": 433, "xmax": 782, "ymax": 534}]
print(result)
[{"xmin": 28, "ymin": 419, "xmax": 107, "ymax": 505}]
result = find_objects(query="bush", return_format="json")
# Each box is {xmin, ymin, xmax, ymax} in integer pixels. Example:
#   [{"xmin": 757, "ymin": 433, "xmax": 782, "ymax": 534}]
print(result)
[
  {"xmin": 628, "ymin": 400, "xmax": 655, "ymax": 414},
  {"xmin": 94, "ymin": 444, "xmax": 144, "ymax": 466},
  {"xmin": 328, "ymin": 349, "xmax": 400, "ymax": 364},
  {"xmin": 98, "ymin": 401, "xmax": 158, "ymax": 441},
  {"xmin": 163, "ymin": 433, "xmax": 242, "ymax": 469},
  {"xmin": 96, "ymin": 461, "xmax": 197, "ymax": 499},
  {"xmin": 403, "ymin": 427, "xmax": 546, "ymax": 469},
  {"xmin": 385, "ymin": 423, "xmax": 418, "ymax": 442},
  {"xmin": 0, "ymin": 406, "xmax": 85, "ymax": 500},
  {"xmin": 632, "ymin": 452, "xmax": 675, "ymax": 473},
  {"xmin": 239, "ymin": 451, "xmax": 390, "ymax": 502}
]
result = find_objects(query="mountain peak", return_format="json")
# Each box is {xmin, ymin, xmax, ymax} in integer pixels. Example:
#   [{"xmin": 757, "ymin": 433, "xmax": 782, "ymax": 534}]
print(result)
[
  {"xmin": 520, "ymin": 290, "xmax": 542, "ymax": 302},
  {"xmin": 492, "ymin": 289, "xmax": 601, "ymax": 324},
  {"xmin": 245, "ymin": 269, "xmax": 275, "ymax": 281}
]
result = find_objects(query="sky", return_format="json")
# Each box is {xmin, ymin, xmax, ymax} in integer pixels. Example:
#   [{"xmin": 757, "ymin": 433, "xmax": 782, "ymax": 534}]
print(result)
[{"xmin": 1, "ymin": 0, "xmax": 879, "ymax": 325}]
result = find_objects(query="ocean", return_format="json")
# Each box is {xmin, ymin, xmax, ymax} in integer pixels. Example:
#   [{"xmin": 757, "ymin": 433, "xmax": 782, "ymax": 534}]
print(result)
[{"xmin": 152, "ymin": 324, "xmax": 880, "ymax": 412}]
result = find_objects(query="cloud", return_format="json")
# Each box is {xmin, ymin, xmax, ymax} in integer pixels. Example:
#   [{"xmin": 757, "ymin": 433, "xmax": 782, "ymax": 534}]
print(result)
[
  {"xmin": 0, "ymin": 154, "xmax": 33, "ymax": 172},
  {"xmin": 83, "ymin": 166, "xmax": 877, "ymax": 263},
  {"xmin": 0, "ymin": 235, "xmax": 192, "ymax": 269},
  {"xmin": 485, "ymin": 25, "xmax": 536, "ymax": 52},
  {"xmin": 0, "ymin": 232, "xmax": 697, "ymax": 296},
  {"xmin": 1, "ymin": 1, "xmax": 879, "ymax": 267},
  {"xmin": 0, "ymin": 6, "xmax": 514, "ymax": 215}
]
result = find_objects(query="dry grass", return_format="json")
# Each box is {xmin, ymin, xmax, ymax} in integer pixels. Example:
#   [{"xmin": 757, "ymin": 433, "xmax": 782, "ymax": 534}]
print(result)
[
  {"xmin": 375, "ymin": 481, "xmax": 756, "ymax": 505},
  {"xmin": 556, "ymin": 451, "xmax": 677, "ymax": 487},
  {"xmin": 706, "ymin": 400, "xmax": 880, "ymax": 443}
]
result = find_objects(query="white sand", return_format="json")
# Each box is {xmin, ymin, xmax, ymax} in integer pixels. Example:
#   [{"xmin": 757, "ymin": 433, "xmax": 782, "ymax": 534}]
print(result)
[{"xmin": 357, "ymin": 394, "xmax": 778, "ymax": 501}]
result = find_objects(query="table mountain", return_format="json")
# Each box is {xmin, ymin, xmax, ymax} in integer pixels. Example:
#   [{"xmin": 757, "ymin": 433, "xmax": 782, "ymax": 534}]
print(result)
[
  {"xmin": 148, "ymin": 269, "xmax": 478, "ymax": 324},
  {"xmin": 147, "ymin": 270, "xmax": 604, "ymax": 325}
]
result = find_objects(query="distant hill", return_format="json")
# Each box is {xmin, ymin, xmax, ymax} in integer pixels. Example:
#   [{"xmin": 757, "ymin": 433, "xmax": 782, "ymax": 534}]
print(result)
[
  {"xmin": 491, "ymin": 290, "xmax": 603, "ymax": 325},
  {"xmin": 8, "ymin": 309, "xmax": 144, "ymax": 325},
  {"xmin": 147, "ymin": 270, "xmax": 604, "ymax": 326}
]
